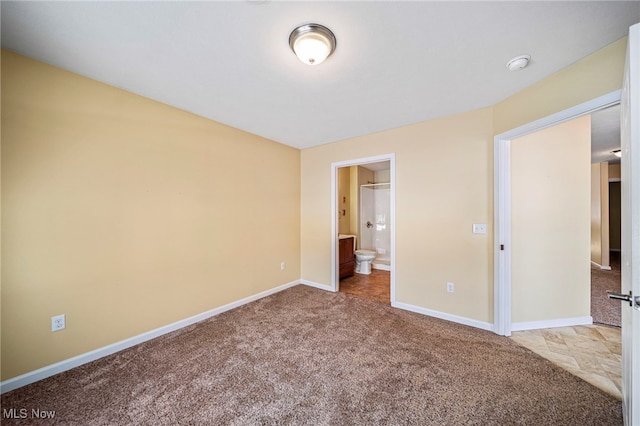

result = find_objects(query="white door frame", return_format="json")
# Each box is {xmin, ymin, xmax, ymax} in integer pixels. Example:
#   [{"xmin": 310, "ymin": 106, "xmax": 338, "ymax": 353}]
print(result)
[
  {"xmin": 331, "ymin": 153, "xmax": 396, "ymax": 303},
  {"xmin": 493, "ymin": 90, "xmax": 621, "ymax": 336}
]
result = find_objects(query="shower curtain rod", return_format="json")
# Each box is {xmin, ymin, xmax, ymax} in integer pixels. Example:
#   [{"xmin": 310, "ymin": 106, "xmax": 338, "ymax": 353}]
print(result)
[{"xmin": 361, "ymin": 183, "xmax": 390, "ymax": 188}]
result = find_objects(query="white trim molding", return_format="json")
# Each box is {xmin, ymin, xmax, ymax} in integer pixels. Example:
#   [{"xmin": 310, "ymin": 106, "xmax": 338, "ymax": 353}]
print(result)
[
  {"xmin": 300, "ymin": 279, "xmax": 334, "ymax": 292},
  {"xmin": 393, "ymin": 301, "xmax": 495, "ymax": 333},
  {"xmin": 372, "ymin": 263, "xmax": 391, "ymax": 272},
  {"xmin": 0, "ymin": 280, "xmax": 301, "ymax": 394},
  {"xmin": 591, "ymin": 260, "xmax": 613, "ymax": 271},
  {"xmin": 511, "ymin": 316, "xmax": 593, "ymax": 332}
]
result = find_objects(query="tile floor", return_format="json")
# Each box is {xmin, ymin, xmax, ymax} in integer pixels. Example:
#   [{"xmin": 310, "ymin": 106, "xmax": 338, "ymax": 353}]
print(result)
[
  {"xmin": 339, "ymin": 269, "xmax": 390, "ymax": 305},
  {"xmin": 511, "ymin": 325, "xmax": 622, "ymax": 399}
]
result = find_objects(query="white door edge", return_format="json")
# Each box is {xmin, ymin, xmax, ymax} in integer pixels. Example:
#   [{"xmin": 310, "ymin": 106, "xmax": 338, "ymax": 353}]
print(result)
[{"xmin": 620, "ymin": 22, "xmax": 639, "ymax": 426}]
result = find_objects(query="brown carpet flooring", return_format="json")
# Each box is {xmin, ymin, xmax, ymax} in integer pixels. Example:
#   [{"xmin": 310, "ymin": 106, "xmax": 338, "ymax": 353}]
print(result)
[
  {"xmin": 1, "ymin": 285, "xmax": 621, "ymax": 425},
  {"xmin": 592, "ymin": 252, "xmax": 622, "ymax": 327}
]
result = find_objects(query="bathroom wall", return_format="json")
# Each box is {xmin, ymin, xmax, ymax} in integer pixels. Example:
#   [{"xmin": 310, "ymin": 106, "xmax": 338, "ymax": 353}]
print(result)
[
  {"xmin": 1, "ymin": 51, "xmax": 301, "ymax": 381},
  {"xmin": 360, "ymin": 184, "xmax": 391, "ymax": 265},
  {"xmin": 511, "ymin": 116, "xmax": 591, "ymax": 324},
  {"xmin": 349, "ymin": 166, "xmax": 374, "ymax": 248},
  {"xmin": 374, "ymin": 169, "xmax": 391, "ymax": 183},
  {"xmin": 590, "ymin": 162, "xmax": 610, "ymax": 267},
  {"xmin": 337, "ymin": 167, "xmax": 351, "ymax": 235}
]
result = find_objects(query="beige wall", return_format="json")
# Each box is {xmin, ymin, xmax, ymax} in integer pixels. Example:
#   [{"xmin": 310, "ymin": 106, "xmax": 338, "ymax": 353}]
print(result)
[
  {"xmin": 609, "ymin": 163, "xmax": 621, "ymax": 180},
  {"xmin": 358, "ymin": 166, "xmax": 374, "ymax": 186},
  {"xmin": 374, "ymin": 169, "xmax": 391, "ymax": 183},
  {"xmin": 301, "ymin": 108, "xmax": 495, "ymax": 323},
  {"xmin": 591, "ymin": 163, "xmax": 610, "ymax": 267},
  {"xmin": 348, "ymin": 165, "xmax": 374, "ymax": 249},
  {"xmin": 511, "ymin": 116, "xmax": 591, "ymax": 323},
  {"xmin": 591, "ymin": 164, "xmax": 603, "ymax": 264},
  {"xmin": 349, "ymin": 167, "xmax": 359, "ymax": 239},
  {"xmin": 337, "ymin": 167, "xmax": 351, "ymax": 234},
  {"xmin": 1, "ymin": 51, "xmax": 301, "ymax": 380}
]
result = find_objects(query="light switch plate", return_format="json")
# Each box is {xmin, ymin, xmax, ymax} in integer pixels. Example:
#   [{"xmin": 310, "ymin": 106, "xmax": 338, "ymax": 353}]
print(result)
[{"xmin": 472, "ymin": 224, "xmax": 487, "ymax": 234}]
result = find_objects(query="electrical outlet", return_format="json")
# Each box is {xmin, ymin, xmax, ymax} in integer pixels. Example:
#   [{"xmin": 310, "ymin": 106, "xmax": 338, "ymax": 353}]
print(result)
[
  {"xmin": 51, "ymin": 314, "xmax": 65, "ymax": 332},
  {"xmin": 280, "ymin": 262, "xmax": 286, "ymax": 270},
  {"xmin": 447, "ymin": 282, "xmax": 454, "ymax": 293}
]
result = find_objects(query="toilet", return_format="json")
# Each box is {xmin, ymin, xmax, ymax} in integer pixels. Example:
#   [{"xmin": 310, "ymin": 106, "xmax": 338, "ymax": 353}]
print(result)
[{"xmin": 355, "ymin": 249, "xmax": 376, "ymax": 274}]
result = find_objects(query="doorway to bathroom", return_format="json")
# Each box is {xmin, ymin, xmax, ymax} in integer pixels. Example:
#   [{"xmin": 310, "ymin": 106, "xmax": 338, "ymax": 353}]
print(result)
[{"xmin": 331, "ymin": 154, "xmax": 396, "ymax": 305}]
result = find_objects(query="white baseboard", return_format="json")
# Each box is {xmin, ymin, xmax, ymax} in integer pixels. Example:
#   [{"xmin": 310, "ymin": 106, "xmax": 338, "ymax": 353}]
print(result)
[
  {"xmin": 392, "ymin": 301, "xmax": 495, "ymax": 332},
  {"xmin": 591, "ymin": 260, "xmax": 612, "ymax": 270},
  {"xmin": 511, "ymin": 316, "xmax": 593, "ymax": 332},
  {"xmin": 372, "ymin": 263, "xmax": 391, "ymax": 271},
  {"xmin": 300, "ymin": 279, "xmax": 334, "ymax": 292},
  {"xmin": 0, "ymin": 280, "xmax": 300, "ymax": 394}
]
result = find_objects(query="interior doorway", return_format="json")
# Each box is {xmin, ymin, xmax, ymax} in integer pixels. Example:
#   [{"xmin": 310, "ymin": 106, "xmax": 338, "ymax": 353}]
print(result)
[
  {"xmin": 331, "ymin": 154, "xmax": 396, "ymax": 304},
  {"xmin": 589, "ymin": 104, "xmax": 623, "ymax": 327},
  {"xmin": 505, "ymin": 105, "xmax": 623, "ymax": 330},
  {"xmin": 503, "ymin": 100, "xmax": 624, "ymax": 400},
  {"xmin": 494, "ymin": 90, "xmax": 621, "ymax": 336}
]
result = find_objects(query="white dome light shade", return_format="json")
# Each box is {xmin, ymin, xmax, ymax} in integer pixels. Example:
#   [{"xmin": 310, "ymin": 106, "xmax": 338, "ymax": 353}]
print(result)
[{"xmin": 289, "ymin": 24, "xmax": 336, "ymax": 66}]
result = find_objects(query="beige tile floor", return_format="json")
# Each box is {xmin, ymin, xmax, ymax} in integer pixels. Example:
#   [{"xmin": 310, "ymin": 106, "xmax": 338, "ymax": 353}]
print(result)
[{"xmin": 511, "ymin": 325, "xmax": 622, "ymax": 399}]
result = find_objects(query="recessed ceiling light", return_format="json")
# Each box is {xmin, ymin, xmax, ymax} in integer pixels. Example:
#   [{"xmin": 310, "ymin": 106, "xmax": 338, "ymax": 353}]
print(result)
[
  {"xmin": 289, "ymin": 23, "xmax": 336, "ymax": 66},
  {"xmin": 506, "ymin": 54, "xmax": 531, "ymax": 72}
]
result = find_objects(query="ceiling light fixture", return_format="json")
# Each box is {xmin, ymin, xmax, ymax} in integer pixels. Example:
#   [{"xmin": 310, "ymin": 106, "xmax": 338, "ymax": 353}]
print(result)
[
  {"xmin": 506, "ymin": 54, "xmax": 531, "ymax": 72},
  {"xmin": 289, "ymin": 23, "xmax": 336, "ymax": 66},
  {"xmin": 612, "ymin": 149, "xmax": 622, "ymax": 158}
]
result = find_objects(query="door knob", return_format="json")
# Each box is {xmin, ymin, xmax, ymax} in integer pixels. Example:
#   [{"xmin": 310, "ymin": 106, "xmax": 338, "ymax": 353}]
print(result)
[{"xmin": 607, "ymin": 290, "xmax": 640, "ymax": 307}]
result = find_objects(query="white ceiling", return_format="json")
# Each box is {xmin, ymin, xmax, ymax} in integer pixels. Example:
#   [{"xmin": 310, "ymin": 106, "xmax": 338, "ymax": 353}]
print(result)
[{"xmin": 2, "ymin": 1, "xmax": 639, "ymax": 149}]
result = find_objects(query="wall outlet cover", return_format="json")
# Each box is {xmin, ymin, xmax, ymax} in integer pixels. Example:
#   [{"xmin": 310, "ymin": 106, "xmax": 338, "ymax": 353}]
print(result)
[{"xmin": 52, "ymin": 314, "xmax": 65, "ymax": 332}]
